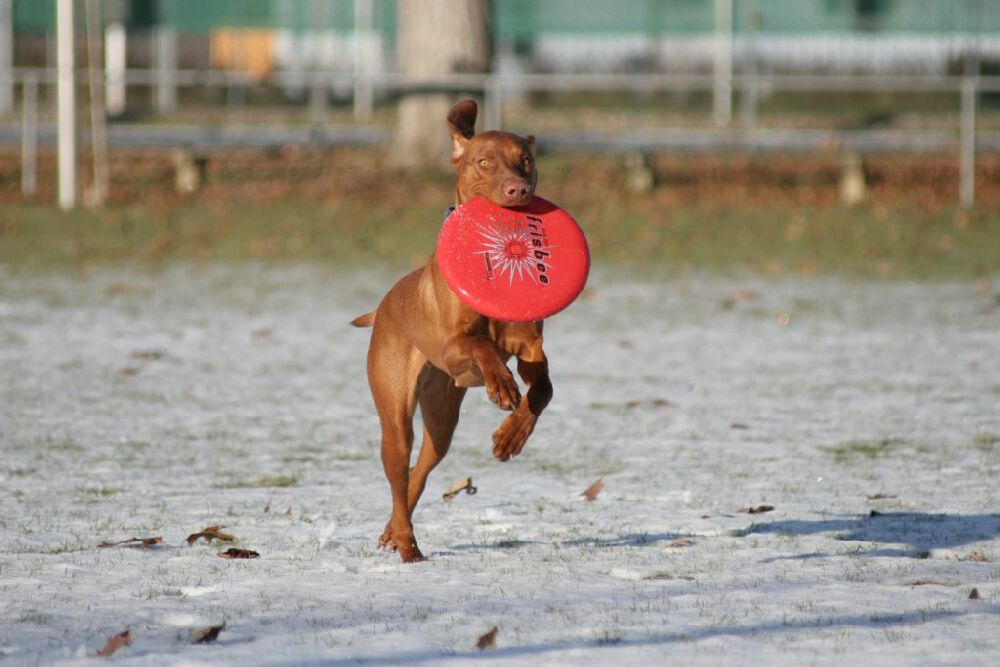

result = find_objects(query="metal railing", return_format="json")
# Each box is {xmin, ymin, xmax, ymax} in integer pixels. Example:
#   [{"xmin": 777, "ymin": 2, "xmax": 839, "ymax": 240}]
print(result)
[{"xmin": 6, "ymin": 67, "xmax": 996, "ymax": 207}]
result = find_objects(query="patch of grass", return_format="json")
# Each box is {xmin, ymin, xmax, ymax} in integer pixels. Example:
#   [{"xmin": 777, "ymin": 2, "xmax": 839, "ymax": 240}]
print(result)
[
  {"xmin": 281, "ymin": 455, "xmax": 319, "ymax": 464},
  {"xmin": 0, "ymin": 202, "xmax": 439, "ymax": 268},
  {"xmin": 15, "ymin": 609, "xmax": 55, "ymax": 624},
  {"xmin": 79, "ymin": 486, "xmax": 123, "ymax": 497},
  {"xmin": 213, "ymin": 479, "xmax": 249, "ymax": 489},
  {"xmin": 823, "ymin": 437, "xmax": 908, "ymax": 464},
  {"xmin": 330, "ymin": 451, "xmax": 369, "ymax": 462},
  {"xmin": 256, "ymin": 474, "xmax": 299, "ymax": 488},
  {"xmin": 123, "ymin": 440, "xmax": 152, "ymax": 452},
  {"xmin": 974, "ymin": 432, "xmax": 999, "ymax": 452},
  {"xmin": 43, "ymin": 541, "xmax": 91, "ymax": 555},
  {"xmin": 2, "ymin": 199, "xmax": 998, "ymax": 279},
  {"xmin": 215, "ymin": 474, "xmax": 299, "ymax": 489},
  {"xmin": 4, "ymin": 467, "xmax": 38, "ymax": 477},
  {"xmin": 599, "ymin": 206, "xmax": 999, "ymax": 278},
  {"xmin": 45, "ymin": 440, "xmax": 84, "ymax": 452}
]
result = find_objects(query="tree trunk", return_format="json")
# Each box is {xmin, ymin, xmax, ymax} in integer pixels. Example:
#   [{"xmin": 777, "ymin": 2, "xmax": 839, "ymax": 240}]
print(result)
[{"xmin": 390, "ymin": 0, "xmax": 490, "ymax": 168}]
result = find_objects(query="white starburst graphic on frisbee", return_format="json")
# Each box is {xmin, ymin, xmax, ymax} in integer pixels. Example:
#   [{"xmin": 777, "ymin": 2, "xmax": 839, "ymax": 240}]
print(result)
[{"xmin": 475, "ymin": 219, "xmax": 553, "ymax": 284}]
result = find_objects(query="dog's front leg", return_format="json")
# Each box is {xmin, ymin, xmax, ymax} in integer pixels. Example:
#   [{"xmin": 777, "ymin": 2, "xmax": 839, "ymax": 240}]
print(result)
[
  {"xmin": 441, "ymin": 334, "xmax": 521, "ymax": 410},
  {"xmin": 492, "ymin": 333, "xmax": 552, "ymax": 461}
]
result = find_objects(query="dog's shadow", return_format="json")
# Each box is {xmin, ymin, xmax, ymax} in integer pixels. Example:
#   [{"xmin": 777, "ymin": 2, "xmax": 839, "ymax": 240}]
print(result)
[
  {"xmin": 746, "ymin": 512, "xmax": 1000, "ymax": 559},
  {"xmin": 445, "ymin": 539, "xmax": 543, "ymax": 553},
  {"xmin": 446, "ymin": 532, "xmax": 689, "ymax": 553},
  {"xmin": 447, "ymin": 513, "xmax": 1000, "ymax": 559}
]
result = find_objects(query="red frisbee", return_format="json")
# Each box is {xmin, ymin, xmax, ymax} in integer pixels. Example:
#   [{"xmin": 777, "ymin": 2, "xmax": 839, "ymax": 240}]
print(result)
[{"xmin": 437, "ymin": 196, "xmax": 590, "ymax": 322}]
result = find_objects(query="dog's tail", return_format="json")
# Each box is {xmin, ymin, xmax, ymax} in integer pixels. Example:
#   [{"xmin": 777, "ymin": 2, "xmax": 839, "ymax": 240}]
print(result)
[{"xmin": 350, "ymin": 311, "xmax": 376, "ymax": 328}]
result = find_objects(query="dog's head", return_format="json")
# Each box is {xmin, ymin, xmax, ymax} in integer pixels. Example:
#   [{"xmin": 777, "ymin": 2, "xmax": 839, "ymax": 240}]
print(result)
[{"xmin": 447, "ymin": 100, "xmax": 537, "ymax": 208}]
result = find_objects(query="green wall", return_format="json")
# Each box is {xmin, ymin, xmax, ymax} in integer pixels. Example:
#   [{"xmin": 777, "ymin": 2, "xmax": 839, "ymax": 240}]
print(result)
[{"xmin": 12, "ymin": 0, "xmax": 1000, "ymax": 35}]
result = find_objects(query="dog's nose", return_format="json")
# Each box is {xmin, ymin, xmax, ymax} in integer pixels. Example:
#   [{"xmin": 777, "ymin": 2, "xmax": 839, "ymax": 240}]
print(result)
[{"xmin": 503, "ymin": 180, "xmax": 532, "ymax": 202}]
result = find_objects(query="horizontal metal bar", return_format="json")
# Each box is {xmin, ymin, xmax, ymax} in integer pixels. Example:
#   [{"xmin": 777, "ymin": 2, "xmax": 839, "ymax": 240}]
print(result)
[
  {"xmin": 10, "ymin": 66, "xmax": 1000, "ymax": 93},
  {"xmin": 541, "ymin": 128, "xmax": 1000, "ymax": 154},
  {"xmin": 4, "ymin": 122, "xmax": 1000, "ymax": 154},
  {"xmin": 0, "ymin": 123, "xmax": 384, "ymax": 149}
]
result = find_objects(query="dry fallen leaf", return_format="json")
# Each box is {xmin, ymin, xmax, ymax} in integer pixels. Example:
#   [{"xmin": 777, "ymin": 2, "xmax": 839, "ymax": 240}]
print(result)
[
  {"xmin": 98, "ymin": 537, "xmax": 163, "ymax": 550},
  {"xmin": 965, "ymin": 551, "xmax": 988, "ymax": 562},
  {"xmin": 284, "ymin": 506, "xmax": 293, "ymax": 517},
  {"xmin": 582, "ymin": 478, "xmax": 604, "ymax": 501},
  {"xmin": 475, "ymin": 626, "xmax": 498, "ymax": 650},
  {"xmin": 218, "ymin": 548, "xmax": 259, "ymax": 559},
  {"xmin": 908, "ymin": 579, "xmax": 949, "ymax": 587},
  {"xmin": 442, "ymin": 477, "xmax": 477, "ymax": 502},
  {"xmin": 666, "ymin": 537, "xmax": 694, "ymax": 548},
  {"xmin": 191, "ymin": 623, "xmax": 226, "ymax": 644},
  {"xmin": 738, "ymin": 505, "xmax": 774, "ymax": 514},
  {"xmin": 96, "ymin": 629, "xmax": 131, "ymax": 657},
  {"xmin": 866, "ymin": 493, "xmax": 897, "ymax": 500},
  {"xmin": 969, "ymin": 588, "xmax": 981, "ymax": 600},
  {"xmin": 186, "ymin": 525, "xmax": 237, "ymax": 546}
]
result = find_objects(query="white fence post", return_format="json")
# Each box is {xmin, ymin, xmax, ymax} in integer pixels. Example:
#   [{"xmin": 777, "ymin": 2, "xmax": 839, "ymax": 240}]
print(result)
[
  {"xmin": 960, "ymin": 76, "xmax": 976, "ymax": 209},
  {"xmin": 57, "ymin": 0, "xmax": 77, "ymax": 210},
  {"xmin": 713, "ymin": 0, "xmax": 732, "ymax": 127},
  {"xmin": 105, "ymin": 22, "xmax": 127, "ymax": 116},
  {"xmin": 154, "ymin": 26, "xmax": 178, "ymax": 116},
  {"xmin": 740, "ymin": 0, "xmax": 759, "ymax": 129},
  {"xmin": 85, "ymin": 0, "xmax": 109, "ymax": 206},
  {"xmin": 22, "ymin": 73, "xmax": 38, "ymax": 197},
  {"xmin": 0, "ymin": 0, "xmax": 12, "ymax": 117},
  {"xmin": 353, "ymin": 0, "xmax": 374, "ymax": 121}
]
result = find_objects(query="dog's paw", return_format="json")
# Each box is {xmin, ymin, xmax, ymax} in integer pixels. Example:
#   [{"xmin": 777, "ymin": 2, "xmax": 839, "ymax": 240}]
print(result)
[
  {"xmin": 492, "ymin": 410, "xmax": 537, "ymax": 461},
  {"xmin": 398, "ymin": 542, "xmax": 426, "ymax": 563},
  {"xmin": 484, "ymin": 367, "xmax": 521, "ymax": 411},
  {"xmin": 379, "ymin": 524, "xmax": 425, "ymax": 562},
  {"xmin": 378, "ymin": 528, "xmax": 397, "ymax": 553}
]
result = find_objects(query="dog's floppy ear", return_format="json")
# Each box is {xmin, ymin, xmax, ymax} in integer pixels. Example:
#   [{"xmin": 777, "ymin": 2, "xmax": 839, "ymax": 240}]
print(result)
[{"xmin": 447, "ymin": 99, "xmax": 478, "ymax": 163}]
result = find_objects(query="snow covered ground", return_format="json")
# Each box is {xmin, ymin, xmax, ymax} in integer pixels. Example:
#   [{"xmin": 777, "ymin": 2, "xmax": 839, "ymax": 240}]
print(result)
[{"xmin": 1, "ymin": 264, "xmax": 998, "ymax": 665}]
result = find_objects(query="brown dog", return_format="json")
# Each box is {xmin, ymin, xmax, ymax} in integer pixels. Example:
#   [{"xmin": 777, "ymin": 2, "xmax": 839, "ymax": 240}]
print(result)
[{"xmin": 351, "ymin": 99, "xmax": 552, "ymax": 563}]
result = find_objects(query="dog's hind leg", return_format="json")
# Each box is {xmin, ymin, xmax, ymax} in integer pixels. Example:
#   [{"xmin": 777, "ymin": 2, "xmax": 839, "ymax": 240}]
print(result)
[{"xmin": 408, "ymin": 368, "xmax": 466, "ymax": 513}]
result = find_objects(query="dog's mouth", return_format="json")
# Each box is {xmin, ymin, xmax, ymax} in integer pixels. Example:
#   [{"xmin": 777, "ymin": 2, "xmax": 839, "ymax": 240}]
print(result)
[{"xmin": 493, "ymin": 186, "xmax": 535, "ymax": 209}]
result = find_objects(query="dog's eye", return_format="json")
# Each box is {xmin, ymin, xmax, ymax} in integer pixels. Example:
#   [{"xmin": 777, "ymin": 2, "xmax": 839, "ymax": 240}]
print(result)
[
  {"xmin": 522, "ymin": 157, "xmax": 533, "ymax": 171},
  {"xmin": 478, "ymin": 158, "xmax": 493, "ymax": 169}
]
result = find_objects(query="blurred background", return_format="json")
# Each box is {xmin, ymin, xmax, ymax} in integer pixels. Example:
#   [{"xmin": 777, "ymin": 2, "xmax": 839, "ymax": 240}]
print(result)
[{"xmin": 0, "ymin": 0, "xmax": 998, "ymax": 275}]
